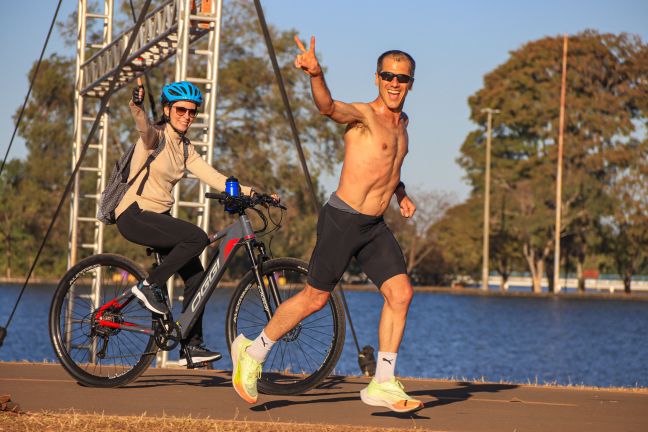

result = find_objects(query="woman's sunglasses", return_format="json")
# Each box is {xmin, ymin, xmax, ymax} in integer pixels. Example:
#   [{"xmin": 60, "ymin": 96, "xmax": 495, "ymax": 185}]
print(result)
[
  {"xmin": 379, "ymin": 71, "xmax": 413, "ymax": 84},
  {"xmin": 173, "ymin": 106, "xmax": 198, "ymax": 118}
]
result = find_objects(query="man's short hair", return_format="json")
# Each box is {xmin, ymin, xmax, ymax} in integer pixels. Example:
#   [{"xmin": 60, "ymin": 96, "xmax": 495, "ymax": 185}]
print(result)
[{"xmin": 376, "ymin": 50, "xmax": 416, "ymax": 77}]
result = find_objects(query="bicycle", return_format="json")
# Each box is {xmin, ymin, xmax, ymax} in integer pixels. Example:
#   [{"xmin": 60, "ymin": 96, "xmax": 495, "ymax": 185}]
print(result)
[{"xmin": 49, "ymin": 193, "xmax": 346, "ymax": 395}]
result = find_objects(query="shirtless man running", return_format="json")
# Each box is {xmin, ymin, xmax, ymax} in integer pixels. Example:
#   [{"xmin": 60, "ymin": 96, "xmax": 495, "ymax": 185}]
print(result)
[{"xmin": 231, "ymin": 36, "xmax": 422, "ymax": 413}]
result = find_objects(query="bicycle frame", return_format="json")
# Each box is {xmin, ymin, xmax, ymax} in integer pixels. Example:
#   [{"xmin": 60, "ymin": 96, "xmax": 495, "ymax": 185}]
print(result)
[{"xmin": 95, "ymin": 211, "xmax": 284, "ymax": 341}]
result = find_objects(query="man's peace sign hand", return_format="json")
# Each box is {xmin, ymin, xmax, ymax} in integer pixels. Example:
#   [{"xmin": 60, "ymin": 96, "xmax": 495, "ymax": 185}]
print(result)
[{"xmin": 294, "ymin": 35, "xmax": 322, "ymax": 77}]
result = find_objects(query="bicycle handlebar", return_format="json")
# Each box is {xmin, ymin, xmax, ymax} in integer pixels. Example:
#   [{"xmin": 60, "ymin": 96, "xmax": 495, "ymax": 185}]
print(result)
[{"xmin": 205, "ymin": 192, "xmax": 287, "ymax": 211}]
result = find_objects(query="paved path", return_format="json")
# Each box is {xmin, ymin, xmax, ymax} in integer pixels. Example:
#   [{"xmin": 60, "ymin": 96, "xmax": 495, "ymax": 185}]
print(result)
[{"xmin": 1, "ymin": 362, "xmax": 647, "ymax": 431}]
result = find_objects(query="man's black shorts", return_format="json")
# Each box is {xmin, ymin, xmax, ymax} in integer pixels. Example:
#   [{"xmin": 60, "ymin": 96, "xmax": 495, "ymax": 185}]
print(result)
[{"xmin": 307, "ymin": 204, "xmax": 407, "ymax": 291}]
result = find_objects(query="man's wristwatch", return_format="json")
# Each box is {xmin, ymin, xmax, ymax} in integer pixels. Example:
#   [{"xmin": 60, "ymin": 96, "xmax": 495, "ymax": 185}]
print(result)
[{"xmin": 395, "ymin": 181, "xmax": 406, "ymax": 193}]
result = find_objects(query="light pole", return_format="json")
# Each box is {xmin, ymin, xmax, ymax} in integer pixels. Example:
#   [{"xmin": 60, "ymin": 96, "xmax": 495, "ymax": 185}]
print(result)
[
  {"xmin": 481, "ymin": 108, "xmax": 499, "ymax": 291},
  {"xmin": 553, "ymin": 34, "xmax": 569, "ymax": 293}
]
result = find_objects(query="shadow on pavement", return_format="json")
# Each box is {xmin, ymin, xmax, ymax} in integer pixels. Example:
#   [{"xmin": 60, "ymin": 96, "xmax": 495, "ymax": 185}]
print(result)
[
  {"xmin": 252, "ymin": 379, "xmax": 518, "ymax": 422},
  {"xmin": 416, "ymin": 381, "xmax": 518, "ymax": 407},
  {"xmin": 305, "ymin": 375, "xmax": 365, "ymax": 396},
  {"xmin": 371, "ymin": 382, "xmax": 519, "ymax": 419},
  {"xmin": 118, "ymin": 372, "xmax": 231, "ymax": 389}
]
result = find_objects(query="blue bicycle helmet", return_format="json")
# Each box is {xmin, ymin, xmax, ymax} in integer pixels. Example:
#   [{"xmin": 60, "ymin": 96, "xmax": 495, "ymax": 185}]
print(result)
[{"xmin": 160, "ymin": 81, "xmax": 203, "ymax": 107}]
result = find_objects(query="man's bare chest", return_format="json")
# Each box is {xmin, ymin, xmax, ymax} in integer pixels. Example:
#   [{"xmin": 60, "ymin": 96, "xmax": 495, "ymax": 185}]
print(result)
[{"xmin": 346, "ymin": 122, "xmax": 408, "ymax": 161}]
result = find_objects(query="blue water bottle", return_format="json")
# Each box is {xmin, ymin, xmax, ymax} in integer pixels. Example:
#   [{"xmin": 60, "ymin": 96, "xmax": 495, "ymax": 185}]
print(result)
[{"xmin": 225, "ymin": 176, "xmax": 240, "ymax": 212}]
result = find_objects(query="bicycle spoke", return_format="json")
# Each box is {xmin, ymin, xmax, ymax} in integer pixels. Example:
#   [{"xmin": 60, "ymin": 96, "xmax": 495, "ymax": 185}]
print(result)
[
  {"xmin": 294, "ymin": 339, "xmax": 317, "ymax": 371},
  {"xmin": 237, "ymin": 310, "xmax": 269, "ymax": 327},
  {"xmin": 301, "ymin": 312, "xmax": 333, "ymax": 326},
  {"xmin": 286, "ymin": 344, "xmax": 296, "ymax": 374},
  {"xmin": 266, "ymin": 340, "xmax": 281, "ymax": 373},
  {"xmin": 277, "ymin": 340, "xmax": 288, "ymax": 373},
  {"xmin": 299, "ymin": 329, "xmax": 334, "ymax": 348},
  {"xmin": 300, "ymin": 326, "xmax": 335, "ymax": 337},
  {"xmin": 296, "ymin": 333, "xmax": 329, "ymax": 355}
]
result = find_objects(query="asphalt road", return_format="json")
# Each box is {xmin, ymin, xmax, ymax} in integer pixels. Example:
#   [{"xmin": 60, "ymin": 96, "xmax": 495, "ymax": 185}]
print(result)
[{"xmin": 1, "ymin": 362, "xmax": 647, "ymax": 431}]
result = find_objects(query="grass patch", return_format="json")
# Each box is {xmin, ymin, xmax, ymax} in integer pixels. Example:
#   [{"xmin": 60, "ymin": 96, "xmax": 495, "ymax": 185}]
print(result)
[{"xmin": 0, "ymin": 411, "xmax": 432, "ymax": 432}]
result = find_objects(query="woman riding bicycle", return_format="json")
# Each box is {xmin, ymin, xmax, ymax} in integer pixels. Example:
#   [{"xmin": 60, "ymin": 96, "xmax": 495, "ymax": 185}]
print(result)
[{"xmin": 115, "ymin": 81, "xmax": 259, "ymax": 366}]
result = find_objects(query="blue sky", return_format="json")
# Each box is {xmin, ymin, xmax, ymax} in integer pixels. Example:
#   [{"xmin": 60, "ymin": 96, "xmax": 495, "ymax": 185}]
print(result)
[{"xmin": 1, "ymin": 1, "xmax": 647, "ymax": 200}]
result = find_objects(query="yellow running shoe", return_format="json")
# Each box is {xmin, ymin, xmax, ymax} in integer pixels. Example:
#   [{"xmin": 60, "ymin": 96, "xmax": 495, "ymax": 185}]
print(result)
[
  {"xmin": 360, "ymin": 377, "xmax": 423, "ymax": 413},
  {"xmin": 231, "ymin": 334, "xmax": 262, "ymax": 404}
]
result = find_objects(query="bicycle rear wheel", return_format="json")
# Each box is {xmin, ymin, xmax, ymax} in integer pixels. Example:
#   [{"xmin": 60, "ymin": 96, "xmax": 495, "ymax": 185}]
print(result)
[
  {"xmin": 226, "ymin": 258, "xmax": 346, "ymax": 395},
  {"xmin": 49, "ymin": 254, "xmax": 157, "ymax": 387}
]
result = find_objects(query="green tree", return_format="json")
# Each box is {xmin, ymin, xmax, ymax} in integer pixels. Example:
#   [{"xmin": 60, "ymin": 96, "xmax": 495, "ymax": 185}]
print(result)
[
  {"xmin": 490, "ymin": 190, "xmax": 522, "ymax": 290},
  {"xmin": 458, "ymin": 31, "xmax": 647, "ymax": 292},
  {"xmin": 600, "ymin": 137, "xmax": 648, "ymax": 292},
  {"xmin": 0, "ymin": 55, "xmax": 75, "ymax": 279},
  {"xmin": 0, "ymin": 160, "xmax": 29, "ymax": 278},
  {"xmin": 428, "ymin": 198, "xmax": 482, "ymax": 285}
]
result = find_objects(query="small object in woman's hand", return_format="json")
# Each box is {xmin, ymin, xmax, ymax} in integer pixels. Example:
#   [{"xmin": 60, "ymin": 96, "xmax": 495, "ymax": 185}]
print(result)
[{"xmin": 132, "ymin": 80, "xmax": 144, "ymax": 106}]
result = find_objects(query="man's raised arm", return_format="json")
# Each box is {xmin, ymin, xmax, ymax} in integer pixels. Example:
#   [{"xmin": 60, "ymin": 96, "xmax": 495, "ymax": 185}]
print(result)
[{"xmin": 294, "ymin": 35, "xmax": 365, "ymax": 125}]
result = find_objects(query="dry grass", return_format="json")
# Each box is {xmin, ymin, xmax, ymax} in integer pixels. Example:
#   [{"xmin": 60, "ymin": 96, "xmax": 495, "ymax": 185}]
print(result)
[{"xmin": 0, "ymin": 411, "xmax": 431, "ymax": 432}]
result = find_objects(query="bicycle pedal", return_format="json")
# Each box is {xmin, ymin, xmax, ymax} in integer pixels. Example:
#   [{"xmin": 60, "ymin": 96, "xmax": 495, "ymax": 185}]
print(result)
[{"xmin": 186, "ymin": 361, "xmax": 213, "ymax": 370}]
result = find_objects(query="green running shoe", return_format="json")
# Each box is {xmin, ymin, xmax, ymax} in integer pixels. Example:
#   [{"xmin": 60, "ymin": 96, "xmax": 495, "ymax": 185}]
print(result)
[
  {"xmin": 231, "ymin": 334, "xmax": 262, "ymax": 403},
  {"xmin": 360, "ymin": 377, "xmax": 423, "ymax": 412}
]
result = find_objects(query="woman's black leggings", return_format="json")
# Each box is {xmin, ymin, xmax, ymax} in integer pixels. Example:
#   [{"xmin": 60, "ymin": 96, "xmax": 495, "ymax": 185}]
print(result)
[{"xmin": 116, "ymin": 202, "xmax": 209, "ymax": 345}]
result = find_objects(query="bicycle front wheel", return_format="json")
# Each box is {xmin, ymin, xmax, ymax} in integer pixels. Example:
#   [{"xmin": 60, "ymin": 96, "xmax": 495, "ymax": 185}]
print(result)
[
  {"xmin": 226, "ymin": 258, "xmax": 346, "ymax": 395},
  {"xmin": 49, "ymin": 254, "xmax": 157, "ymax": 387}
]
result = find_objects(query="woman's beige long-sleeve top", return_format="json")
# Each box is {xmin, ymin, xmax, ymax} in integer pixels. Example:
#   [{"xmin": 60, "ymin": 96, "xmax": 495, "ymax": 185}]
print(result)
[{"xmin": 115, "ymin": 102, "xmax": 252, "ymax": 218}]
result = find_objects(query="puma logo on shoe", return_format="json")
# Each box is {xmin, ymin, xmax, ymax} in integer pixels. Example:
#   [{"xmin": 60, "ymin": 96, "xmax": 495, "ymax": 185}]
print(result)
[{"xmin": 382, "ymin": 357, "xmax": 393, "ymax": 365}]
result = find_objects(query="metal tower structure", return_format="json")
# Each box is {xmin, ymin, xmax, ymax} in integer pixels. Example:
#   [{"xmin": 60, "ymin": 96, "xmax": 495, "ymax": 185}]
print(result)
[
  {"xmin": 67, "ymin": 0, "xmax": 223, "ymax": 366},
  {"xmin": 69, "ymin": 0, "xmax": 114, "ymax": 270}
]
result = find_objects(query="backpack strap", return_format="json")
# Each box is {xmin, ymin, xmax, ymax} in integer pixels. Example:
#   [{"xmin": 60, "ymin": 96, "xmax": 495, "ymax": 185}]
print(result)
[
  {"xmin": 119, "ymin": 144, "xmax": 137, "ymax": 183},
  {"xmin": 182, "ymin": 135, "xmax": 189, "ymax": 170},
  {"xmin": 133, "ymin": 136, "xmax": 166, "ymax": 196}
]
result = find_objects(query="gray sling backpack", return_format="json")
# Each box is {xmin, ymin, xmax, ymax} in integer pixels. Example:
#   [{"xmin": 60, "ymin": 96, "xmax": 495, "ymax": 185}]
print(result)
[{"xmin": 97, "ymin": 136, "xmax": 188, "ymax": 225}]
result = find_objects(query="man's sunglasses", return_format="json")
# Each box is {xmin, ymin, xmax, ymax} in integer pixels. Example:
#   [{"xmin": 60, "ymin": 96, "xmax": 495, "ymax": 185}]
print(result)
[
  {"xmin": 379, "ymin": 71, "xmax": 413, "ymax": 84},
  {"xmin": 173, "ymin": 106, "xmax": 198, "ymax": 118}
]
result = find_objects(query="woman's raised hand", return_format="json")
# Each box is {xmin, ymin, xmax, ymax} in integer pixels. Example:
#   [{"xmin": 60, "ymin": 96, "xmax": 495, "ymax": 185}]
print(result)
[{"xmin": 132, "ymin": 77, "xmax": 145, "ymax": 106}]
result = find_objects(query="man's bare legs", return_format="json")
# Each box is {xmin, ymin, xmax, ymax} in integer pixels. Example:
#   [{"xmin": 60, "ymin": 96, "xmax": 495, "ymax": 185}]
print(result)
[
  {"xmin": 262, "ymin": 284, "xmax": 331, "ymax": 342},
  {"xmin": 357, "ymin": 273, "xmax": 421, "ymax": 412},
  {"xmin": 374, "ymin": 274, "xmax": 413, "ymax": 383},
  {"xmin": 378, "ymin": 274, "xmax": 413, "ymax": 351},
  {"xmin": 244, "ymin": 284, "xmax": 329, "ymax": 365},
  {"xmin": 250, "ymin": 275, "xmax": 412, "ymax": 363}
]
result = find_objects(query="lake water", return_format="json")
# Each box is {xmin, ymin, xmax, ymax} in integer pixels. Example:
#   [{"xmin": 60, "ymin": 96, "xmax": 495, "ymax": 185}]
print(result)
[{"xmin": 1, "ymin": 283, "xmax": 646, "ymax": 388}]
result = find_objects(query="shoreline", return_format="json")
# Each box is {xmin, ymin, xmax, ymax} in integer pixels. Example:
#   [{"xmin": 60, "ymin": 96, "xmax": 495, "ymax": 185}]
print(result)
[
  {"xmin": 333, "ymin": 283, "xmax": 648, "ymax": 301},
  {"xmin": 2, "ymin": 278, "xmax": 648, "ymax": 301}
]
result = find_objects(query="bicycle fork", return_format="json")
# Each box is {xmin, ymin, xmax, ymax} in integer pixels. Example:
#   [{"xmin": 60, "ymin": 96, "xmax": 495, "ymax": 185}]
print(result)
[{"xmin": 244, "ymin": 240, "xmax": 283, "ymax": 322}]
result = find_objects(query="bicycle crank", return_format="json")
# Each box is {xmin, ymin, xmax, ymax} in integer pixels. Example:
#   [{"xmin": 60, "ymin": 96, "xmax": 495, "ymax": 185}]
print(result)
[{"xmin": 154, "ymin": 319, "xmax": 181, "ymax": 351}]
